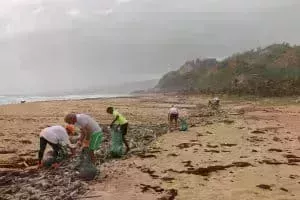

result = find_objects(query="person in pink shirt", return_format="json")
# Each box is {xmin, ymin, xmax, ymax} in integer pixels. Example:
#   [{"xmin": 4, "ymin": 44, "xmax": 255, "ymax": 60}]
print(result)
[{"xmin": 168, "ymin": 105, "xmax": 179, "ymax": 131}]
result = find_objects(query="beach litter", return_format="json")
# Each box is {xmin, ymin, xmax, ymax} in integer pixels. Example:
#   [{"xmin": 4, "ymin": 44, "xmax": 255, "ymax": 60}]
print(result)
[
  {"xmin": 179, "ymin": 118, "xmax": 188, "ymax": 131},
  {"xmin": 110, "ymin": 127, "xmax": 124, "ymax": 158},
  {"xmin": 0, "ymin": 123, "xmax": 171, "ymax": 199}
]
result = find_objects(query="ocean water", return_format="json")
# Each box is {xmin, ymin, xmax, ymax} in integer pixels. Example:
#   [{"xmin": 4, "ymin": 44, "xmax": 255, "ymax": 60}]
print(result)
[{"xmin": 0, "ymin": 94, "xmax": 129, "ymax": 105}]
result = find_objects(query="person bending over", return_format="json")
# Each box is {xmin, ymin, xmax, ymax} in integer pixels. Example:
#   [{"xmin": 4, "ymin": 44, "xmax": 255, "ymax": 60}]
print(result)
[
  {"xmin": 106, "ymin": 107, "xmax": 130, "ymax": 153},
  {"xmin": 168, "ymin": 105, "xmax": 179, "ymax": 131},
  {"xmin": 64, "ymin": 113, "xmax": 103, "ymax": 164},
  {"xmin": 38, "ymin": 125, "xmax": 76, "ymax": 168}
]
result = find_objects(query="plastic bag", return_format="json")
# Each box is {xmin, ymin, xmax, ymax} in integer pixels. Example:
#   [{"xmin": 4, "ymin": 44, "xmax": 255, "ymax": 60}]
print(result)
[
  {"xmin": 110, "ymin": 127, "xmax": 124, "ymax": 158},
  {"xmin": 78, "ymin": 148, "xmax": 98, "ymax": 181},
  {"xmin": 179, "ymin": 118, "xmax": 188, "ymax": 131}
]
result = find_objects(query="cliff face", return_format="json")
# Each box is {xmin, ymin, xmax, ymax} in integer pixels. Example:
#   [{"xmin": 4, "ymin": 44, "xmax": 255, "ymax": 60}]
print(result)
[
  {"xmin": 156, "ymin": 58, "xmax": 217, "ymax": 91},
  {"xmin": 156, "ymin": 43, "xmax": 300, "ymax": 96}
]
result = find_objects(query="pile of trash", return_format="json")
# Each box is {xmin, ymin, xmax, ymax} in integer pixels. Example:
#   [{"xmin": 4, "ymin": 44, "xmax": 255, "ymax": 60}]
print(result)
[
  {"xmin": 127, "ymin": 124, "xmax": 169, "ymax": 152},
  {"xmin": 91, "ymin": 123, "xmax": 169, "ymax": 163},
  {"xmin": 0, "ymin": 162, "xmax": 89, "ymax": 200},
  {"xmin": 0, "ymin": 147, "xmax": 97, "ymax": 199},
  {"xmin": 0, "ymin": 123, "xmax": 170, "ymax": 200},
  {"xmin": 97, "ymin": 123, "xmax": 169, "ymax": 157},
  {"xmin": 189, "ymin": 99, "xmax": 228, "ymax": 126}
]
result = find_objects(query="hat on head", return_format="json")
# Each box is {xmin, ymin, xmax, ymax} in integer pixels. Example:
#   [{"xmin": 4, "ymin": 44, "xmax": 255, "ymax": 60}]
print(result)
[{"xmin": 65, "ymin": 124, "xmax": 75, "ymax": 135}]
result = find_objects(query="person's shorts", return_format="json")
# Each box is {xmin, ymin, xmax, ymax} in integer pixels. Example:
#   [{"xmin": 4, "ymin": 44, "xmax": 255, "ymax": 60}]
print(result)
[
  {"xmin": 120, "ymin": 123, "xmax": 129, "ymax": 136},
  {"xmin": 89, "ymin": 131, "xmax": 103, "ymax": 151},
  {"xmin": 170, "ymin": 113, "xmax": 179, "ymax": 121}
]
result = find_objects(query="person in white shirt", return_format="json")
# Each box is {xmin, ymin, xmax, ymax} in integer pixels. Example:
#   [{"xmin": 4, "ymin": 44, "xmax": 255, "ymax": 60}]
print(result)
[
  {"xmin": 168, "ymin": 105, "xmax": 179, "ymax": 131},
  {"xmin": 64, "ymin": 113, "xmax": 103, "ymax": 164},
  {"xmin": 38, "ymin": 125, "xmax": 75, "ymax": 168}
]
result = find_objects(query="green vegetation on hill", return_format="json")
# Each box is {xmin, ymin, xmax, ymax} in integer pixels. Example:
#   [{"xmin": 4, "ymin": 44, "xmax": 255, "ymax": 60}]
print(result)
[{"xmin": 156, "ymin": 43, "xmax": 300, "ymax": 96}]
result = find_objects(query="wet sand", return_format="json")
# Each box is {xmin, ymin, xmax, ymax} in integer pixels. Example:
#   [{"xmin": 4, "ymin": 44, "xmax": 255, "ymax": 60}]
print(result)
[{"xmin": 0, "ymin": 94, "xmax": 300, "ymax": 199}]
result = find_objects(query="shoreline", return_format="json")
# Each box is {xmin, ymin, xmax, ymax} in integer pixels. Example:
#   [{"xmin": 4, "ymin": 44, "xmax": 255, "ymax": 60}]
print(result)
[
  {"xmin": 0, "ymin": 93, "xmax": 136, "ymax": 106},
  {"xmin": 1, "ymin": 92, "xmax": 299, "ymax": 109}
]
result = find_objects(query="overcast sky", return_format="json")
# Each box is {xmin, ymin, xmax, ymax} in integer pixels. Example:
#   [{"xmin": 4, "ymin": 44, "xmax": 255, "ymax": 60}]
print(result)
[{"xmin": 0, "ymin": 0, "xmax": 299, "ymax": 95}]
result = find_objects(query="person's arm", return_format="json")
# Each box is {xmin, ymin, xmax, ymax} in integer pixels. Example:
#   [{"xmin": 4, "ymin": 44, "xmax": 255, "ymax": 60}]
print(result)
[
  {"xmin": 110, "ymin": 115, "xmax": 119, "ymax": 127},
  {"xmin": 85, "ymin": 127, "xmax": 92, "ymax": 141},
  {"xmin": 61, "ymin": 135, "xmax": 76, "ymax": 156},
  {"xmin": 77, "ymin": 128, "xmax": 87, "ymax": 146},
  {"xmin": 76, "ymin": 116, "xmax": 89, "ymax": 145},
  {"xmin": 38, "ymin": 149, "xmax": 45, "ymax": 168},
  {"xmin": 67, "ymin": 143, "xmax": 76, "ymax": 156}
]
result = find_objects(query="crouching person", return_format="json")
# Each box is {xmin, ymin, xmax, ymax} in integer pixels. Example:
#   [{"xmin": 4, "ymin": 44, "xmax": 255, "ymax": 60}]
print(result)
[
  {"xmin": 64, "ymin": 113, "xmax": 103, "ymax": 164},
  {"xmin": 38, "ymin": 125, "xmax": 76, "ymax": 168}
]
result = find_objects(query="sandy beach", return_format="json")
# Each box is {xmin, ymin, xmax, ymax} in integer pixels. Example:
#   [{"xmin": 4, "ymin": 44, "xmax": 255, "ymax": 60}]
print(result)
[{"xmin": 1, "ymin": 94, "xmax": 300, "ymax": 200}]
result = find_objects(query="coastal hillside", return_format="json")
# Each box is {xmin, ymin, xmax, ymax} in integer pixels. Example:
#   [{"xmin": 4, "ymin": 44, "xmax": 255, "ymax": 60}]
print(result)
[{"xmin": 156, "ymin": 43, "xmax": 300, "ymax": 96}]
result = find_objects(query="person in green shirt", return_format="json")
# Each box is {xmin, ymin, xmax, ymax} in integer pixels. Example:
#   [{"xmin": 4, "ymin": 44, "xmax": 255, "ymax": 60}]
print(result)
[{"xmin": 107, "ymin": 107, "xmax": 130, "ymax": 153}]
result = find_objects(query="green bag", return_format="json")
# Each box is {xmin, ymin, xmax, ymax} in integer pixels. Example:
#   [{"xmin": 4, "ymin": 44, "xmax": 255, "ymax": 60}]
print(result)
[
  {"xmin": 79, "ymin": 148, "xmax": 98, "ymax": 181},
  {"xmin": 179, "ymin": 118, "xmax": 188, "ymax": 131},
  {"xmin": 110, "ymin": 128, "xmax": 124, "ymax": 158}
]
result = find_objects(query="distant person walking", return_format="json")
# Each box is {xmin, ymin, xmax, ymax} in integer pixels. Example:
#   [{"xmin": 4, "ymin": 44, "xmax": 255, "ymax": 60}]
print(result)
[
  {"xmin": 168, "ymin": 105, "xmax": 179, "ymax": 131},
  {"xmin": 64, "ymin": 113, "xmax": 103, "ymax": 164},
  {"xmin": 38, "ymin": 125, "xmax": 76, "ymax": 168},
  {"xmin": 106, "ymin": 107, "xmax": 130, "ymax": 153}
]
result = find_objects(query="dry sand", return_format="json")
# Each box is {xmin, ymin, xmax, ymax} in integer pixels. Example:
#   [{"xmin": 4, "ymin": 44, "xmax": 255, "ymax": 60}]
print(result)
[{"xmin": 0, "ymin": 94, "xmax": 300, "ymax": 199}]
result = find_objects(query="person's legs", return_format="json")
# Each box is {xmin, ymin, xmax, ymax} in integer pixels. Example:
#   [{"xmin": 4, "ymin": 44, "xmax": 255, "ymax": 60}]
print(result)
[
  {"xmin": 174, "ymin": 114, "xmax": 179, "ymax": 130},
  {"xmin": 89, "ymin": 151, "xmax": 96, "ymax": 164},
  {"xmin": 38, "ymin": 137, "xmax": 48, "ymax": 163},
  {"xmin": 169, "ymin": 114, "xmax": 176, "ymax": 131},
  {"xmin": 48, "ymin": 142, "xmax": 61, "ymax": 163},
  {"xmin": 120, "ymin": 123, "xmax": 130, "ymax": 153},
  {"xmin": 169, "ymin": 117, "xmax": 173, "ymax": 131}
]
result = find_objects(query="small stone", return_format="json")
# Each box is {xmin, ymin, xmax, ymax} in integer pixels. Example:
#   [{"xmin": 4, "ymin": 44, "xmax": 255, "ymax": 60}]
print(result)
[
  {"xmin": 280, "ymin": 187, "xmax": 288, "ymax": 192},
  {"xmin": 268, "ymin": 148, "xmax": 282, "ymax": 152},
  {"xmin": 256, "ymin": 184, "xmax": 272, "ymax": 191},
  {"xmin": 26, "ymin": 186, "xmax": 37, "ymax": 195},
  {"xmin": 223, "ymin": 119, "xmax": 234, "ymax": 124},
  {"xmin": 53, "ymin": 196, "xmax": 62, "ymax": 200},
  {"xmin": 289, "ymin": 174, "xmax": 299, "ymax": 179},
  {"xmin": 240, "ymin": 156, "xmax": 248, "ymax": 158},
  {"xmin": 36, "ymin": 180, "xmax": 49, "ymax": 190},
  {"xmin": 29, "ymin": 194, "xmax": 41, "ymax": 200},
  {"xmin": 70, "ymin": 189, "xmax": 78, "ymax": 197}
]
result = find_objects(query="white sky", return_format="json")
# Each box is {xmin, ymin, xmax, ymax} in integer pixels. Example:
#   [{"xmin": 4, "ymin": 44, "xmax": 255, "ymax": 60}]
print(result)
[{"xmin": 0, "ymin": 0, "xmax": 299, "ymax": 94}]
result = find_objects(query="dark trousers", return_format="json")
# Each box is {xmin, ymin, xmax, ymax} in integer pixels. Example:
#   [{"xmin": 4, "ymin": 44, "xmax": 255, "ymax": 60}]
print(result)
[
  {"xmin": 120, "ymin": 123, "xmax": 128, "ymax": 135},
  {"xmin": 120, "ymin": 123, "xmax": 129, "ymax": 151},
  {"xmin": 38, "ymin": 137, "xmax": 61, "ymax": 163}
]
